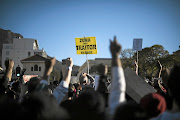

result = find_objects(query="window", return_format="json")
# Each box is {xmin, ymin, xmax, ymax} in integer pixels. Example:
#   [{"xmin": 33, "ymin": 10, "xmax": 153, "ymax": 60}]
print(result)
[
  {"xmin": 39, "ymin": 67, "xmax": 41, "ymax": 71},
  {"xmin": 28, "ymin": 52, "xmax": 31, "ymax": 57},
  {"xmin": 34, "ymin": 65, "xmax": 38, "ymax": 71},
  {"xmin": 6, "ymin": 51, "xmax": 10, "ymax": 55},
  {"xmin": 31, "ymin": 67, "xmax": 33, "ymax": 71},
  {"xmin": 6, "ymin": 46, "xmax": 9, "ymax": 49},
  {"xmin": 4, "ymin": 45, "xmax": 13, "ymax": 49}
]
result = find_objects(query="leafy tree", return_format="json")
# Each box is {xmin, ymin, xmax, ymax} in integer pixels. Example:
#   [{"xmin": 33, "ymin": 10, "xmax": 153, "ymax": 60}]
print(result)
[
  {"xmin": 135, "ymin": 45, "xmax": 169, "ymax": 77},
  {"xmin": 120, "ymin": 49, "xmax": 135, "ymax": 59},
  {"xmin": 120, "ymin": 49, "xmax": 136, "ymax": 70}
]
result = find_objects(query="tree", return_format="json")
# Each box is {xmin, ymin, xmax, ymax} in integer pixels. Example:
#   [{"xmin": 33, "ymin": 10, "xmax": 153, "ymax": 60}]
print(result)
[
  {"xmin": 120, "ymin": 49, "xmax": 135, "ymax": 59},
  {"xmin": 120, "ymin": 49, "xmax": 136, "ymax": 70},
  {"xmin": 135, "ymin": 45, "xmax": 169, "ymax": 77}
]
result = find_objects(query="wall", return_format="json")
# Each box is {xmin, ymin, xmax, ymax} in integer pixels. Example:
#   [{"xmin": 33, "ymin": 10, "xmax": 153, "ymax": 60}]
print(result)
[
  {"xmin": 22, "ymin": 61, "xmax": 45, "ymax": 77},
  {"xmin": 1, "ymin": 38, "xmax": 46, "ymax": 69},
  {"xmin": 77, "ymin": 58, "xmax": 112, "ymax": 81}
]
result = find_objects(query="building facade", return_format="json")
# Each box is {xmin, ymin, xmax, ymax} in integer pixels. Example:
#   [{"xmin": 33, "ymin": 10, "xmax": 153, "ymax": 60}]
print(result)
[
  {"xmin": 21, "ymin": 54, "xmax": 47, "ymax": 77},
  {"xmin": 77, "ymin": 58, "xmax": 112, "ymax": 80},
  {"xmin": 1, "ymin": 38, "xmax": 47, "ymax": 70}
]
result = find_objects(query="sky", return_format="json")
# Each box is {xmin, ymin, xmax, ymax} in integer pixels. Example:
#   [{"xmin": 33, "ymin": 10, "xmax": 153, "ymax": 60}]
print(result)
[{"xmin": 0, "ymin": 0, "xmax": 180, "ymax": 66}]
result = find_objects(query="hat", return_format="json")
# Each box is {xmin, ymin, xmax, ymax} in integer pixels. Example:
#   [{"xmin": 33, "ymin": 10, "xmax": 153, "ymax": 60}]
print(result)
[{"xmin": 140, "ymin": 93, "xmax": 166, "ymax": 118}]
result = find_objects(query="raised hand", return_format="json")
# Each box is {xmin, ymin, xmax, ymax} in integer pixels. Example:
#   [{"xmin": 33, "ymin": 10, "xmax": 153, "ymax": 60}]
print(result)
[
  {"xmin": 110, "ymin": 36, "xmax": 122, "ymax": 57},
  {"xmin": 62, "ymin": 57, "xmax": 73, "ymax": 81},
  {"xmin": 5, "ymin": 59, "xmax": 14, "ymax": 69},
  {"xmin": 66, "ymin": 57, "xmax": 73, "ymax": 67},
  {"xmin": 110, "ymin": 36, "xmax": 122, "ymax": 67},
  {"xmin": 157, "ymin": 61, "xmax": 162, "ymax": 70},
  {"xmin": 156, "ymin": 61, "xmax": 162, "ymax": 78},
  {"xmin": 43, "ymin": 57, "xmax": 56, "ymax": 80},
  {"xmin": 5, "ymin": 59, "xmax": 14, "ymax": 81}
]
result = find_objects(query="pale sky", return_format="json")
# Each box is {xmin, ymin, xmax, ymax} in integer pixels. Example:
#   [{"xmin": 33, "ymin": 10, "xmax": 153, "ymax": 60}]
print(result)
[{"xmin": 0, "ymin": 0, "xmax": 180, "ymax": 66}]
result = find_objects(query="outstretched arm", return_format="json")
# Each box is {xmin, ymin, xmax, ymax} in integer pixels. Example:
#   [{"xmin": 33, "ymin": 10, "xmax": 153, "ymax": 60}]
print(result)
[
  {"xmin": 2, "ymin": 59, "xmax": 14, "ymax": 88},
  {"xmin": 154, "ymin": 61, "xmax": 162, "ymax": 79},
  {"xmin": 135, "ymin": 61, "xmax": 138, "ymax": 75},
  {"xmin": 108, "ymin": 36, "xmax": 126, "ymax": 115},
  {"xmin": 64, "ymin": 57, "xmax": 73, "ymax": 85},
  {"xmin": 42, "ymin": 57, "xmax": 56, "ymax": 81},
  {"xmin": 97, "ymin": 64, "xmax": 108, "ymax": 93},
  {"xmin": 53, "ymin": 58, "xmax": 73, "ymax": 104},
  {"xmin": 5, "ymin": 59, "xmax": 14, "ymax": 82},
  {"xmin": 36, "ymin": 57, "xmax": 56, "ymax": 91}
]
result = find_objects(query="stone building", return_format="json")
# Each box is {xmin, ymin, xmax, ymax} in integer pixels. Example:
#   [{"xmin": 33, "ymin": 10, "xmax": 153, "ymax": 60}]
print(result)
[
  {"xmin": 1, "ymin": 37, "xmax": 47, "ymax": 70},
  {"xmin": 77, "ymin": 58, "xmax": 112, "ymax": 80},
  {"xmin": 21, "ymin": 54, "xmax": 47, "ymax": 77}
]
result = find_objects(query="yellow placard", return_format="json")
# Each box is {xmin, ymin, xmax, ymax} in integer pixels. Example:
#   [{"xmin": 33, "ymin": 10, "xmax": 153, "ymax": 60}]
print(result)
[{"xmin": 75, "ymin": 37, "xmax": 97, "ymax": 54}]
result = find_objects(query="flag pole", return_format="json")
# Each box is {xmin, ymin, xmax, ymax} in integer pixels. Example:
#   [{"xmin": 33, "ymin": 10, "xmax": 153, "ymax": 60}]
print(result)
[
  {"xmin": 84, "ymin": 36, "xmax": 89, "ymax": 74},
  {"xmin": 137, "ymin": 50, "xmax": 138, "ymax": 75},
  {"xmin": 86, "ymin": 54, "xmax": 89, "ymax": 74}
]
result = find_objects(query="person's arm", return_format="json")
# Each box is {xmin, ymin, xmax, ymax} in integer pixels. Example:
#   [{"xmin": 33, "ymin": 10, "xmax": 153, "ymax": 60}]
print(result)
[
  {"xmin": 108, "ymin": 36, "xmax": 126, "ymax": 115},
  {"xmin": 5, "ymin": 59, "xmax": 14, "ymax": 81},
  {"xmin": 42, "ymin": 57, "xmax": 56, "ymax": 81},
  {"xmin": 97, "ymin": 64, "xmax": 108, "ymax": 93},
  {"xmin": 135, "ymin": 61, "xmax": 138, "ymax": 75},
  {"xmin": 64, "ymin": 58, "xmax": 73, "ymax": 85},
  {"xmin": 36, "ymin": 57, "xmax": 56, "ymax": 91},
  {"xmin": 3, "ymin": 59, "xmax": 14, "ymax": 88},
  {"xmin": 53, "ymin": 58, "xmax": 73, "ymax": 104},
  {"xmin": 86, "ymin": 74, "xmax": 95, "ymax": 83},
  {"xmin": 155, "ymin": 61, "xmax": 162, "ymax": 78}
]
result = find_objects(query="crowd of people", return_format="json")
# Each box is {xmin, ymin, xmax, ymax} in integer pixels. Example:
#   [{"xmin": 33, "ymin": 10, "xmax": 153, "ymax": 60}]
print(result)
[{"xmin": 0, "ymin": 36, "xmax": 180, "ymax": 120}]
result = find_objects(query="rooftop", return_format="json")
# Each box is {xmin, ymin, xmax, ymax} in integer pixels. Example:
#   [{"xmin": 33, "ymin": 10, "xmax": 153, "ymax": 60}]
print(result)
[{"xmin": 21, "ymin": 54, "xmax": 48, "ymax": 62}]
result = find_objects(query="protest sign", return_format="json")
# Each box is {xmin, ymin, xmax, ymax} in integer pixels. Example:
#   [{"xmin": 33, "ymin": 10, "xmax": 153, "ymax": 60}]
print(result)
[
  {"xmin": 75, "ymin": 37, "xmax": 97, "ymax": 54},
  {"xmin": 133, "ymin": 39, "xmax": 142, "ymax": 51},
  {"xmin": 23, "ymin": 75, "xmax": 38, "ymax": 83}
]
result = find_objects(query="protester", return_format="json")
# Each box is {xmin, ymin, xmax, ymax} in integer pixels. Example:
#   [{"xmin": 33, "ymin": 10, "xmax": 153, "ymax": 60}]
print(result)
[
  {"xmin": 153, "ymin": 61, "xmax": 173, "ymax": 110},
  {"xmin": 140, "ymin": 93, "xmax": 166, "ymax": 119},
  {"xmin": 108, "ymin": 36, "xmax": 126, "ymax": 119},
  {"xmin": 79, "ymin": 72, "xmax": 95, "ymax": 88},
  {"xmin": 96, "ymin": 64, "xmax": 109, "ymax": 107},
  {"xmin": 70, "ymin": 87, "xmax": 105, "ymax": 120},
  {"xmin": 36, "ymin": 57, "xmax": 73, "ymax": 105},
  {"xmin": 114, "ymin": 102, "xmax": 145, "ymax": 120},
  {"xmin": 0, "ymin": 59, "xmax": 23, "ymax": 119},
  {"xmin": 1, "ymin": 36, "xmax": 179, "ymax": 120},
  {"xmin": 0, "ymin": 59, "xmax": 14, "ymax": 95},
  {"xmin": 60, "ymin": 83, "xmax": 75, "ymax": 112},
  {"xmin": 21, "ymin": 91, "xmax": 70, "ymax": 120},
  {"xmin": 152, "ymin": 65, "xmax": 180, "ymax": 120}
]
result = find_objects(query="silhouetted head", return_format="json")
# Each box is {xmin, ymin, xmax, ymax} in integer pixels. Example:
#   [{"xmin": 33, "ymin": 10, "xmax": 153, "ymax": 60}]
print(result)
[
  {"xmin": 21, "ymin": 91, "xmax": 69, "ymax": 120},
  {"xmin": 140, "ymin": 93, "xmax": 166, "ymax": 119},
  {"xmin": 11, "ymin": 81, "xmax": 21, "ymax": 93},
  {"xmin": 161, "ymin": 67, "xmax": 171, "ymax": 88},
  {"xmin": 28, "ymin": 77, "xmax": 41, "ymax": 93},
  {"xmin": 168, "ymin": 65, "xmax": 180, "ymax": 107},
  {"xmin": 71, "ymin": 88, "xmax": 105, "ymax": 120},
  {"xmin": 114, "ymin": 102, "xmax": 146, "ymax": 120}
]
